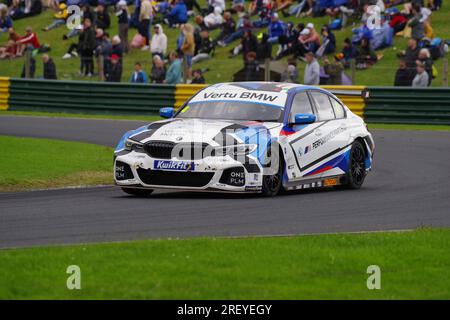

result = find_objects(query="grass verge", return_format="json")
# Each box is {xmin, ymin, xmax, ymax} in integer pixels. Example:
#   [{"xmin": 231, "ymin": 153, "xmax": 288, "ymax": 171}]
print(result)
[
  {"xmin": 0, "ymin": 228, "xmax": 449, "ymax": 299},
  {"xmin": 0, "ymin": 110, "xmax": 161, "ymax": 122},
  {"xmin": 368, "ymin": 123, "xmax": 450, "ymax": 131},
  {"xmin": 0, "ymin": 135, "xmax": 113, "ymax": 191}
]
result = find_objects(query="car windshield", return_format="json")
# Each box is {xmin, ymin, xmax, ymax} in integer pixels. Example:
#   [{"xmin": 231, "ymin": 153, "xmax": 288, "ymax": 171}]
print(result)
[{"xmin": 176, "ymin": 101, "xmax": 283, "ymax": 122}]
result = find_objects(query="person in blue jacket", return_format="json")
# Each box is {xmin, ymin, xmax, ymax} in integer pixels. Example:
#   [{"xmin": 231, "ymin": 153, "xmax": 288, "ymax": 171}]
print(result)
[
  {"xmin": 129, "ymin": 62, "xmax": 148, "ymax": 83},
  {"xmin": 0, "ymin": 6, "xmax": 13, "ymax": 34},
  {"xmin": 164, "ymin": 51, "xmax": 183, "ymax": 84},
  {"xmin": 267, "ymin": 13, "xmax": 286, "ymax": 44},
  {"xmin": 165, "ymin": 0, "xmax": 188, "ymax": 27}
]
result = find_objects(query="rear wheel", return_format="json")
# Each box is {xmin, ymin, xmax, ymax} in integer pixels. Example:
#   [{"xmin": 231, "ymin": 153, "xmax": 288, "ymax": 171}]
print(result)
[
  {"xmin": 121, "ymin": 187, "xmax": 153, "ymax": 197},
  {"xmin": 261, "ymin": 147, "xmax": 284, "ymax": 197},
  {"xmin": 345, "ymin": 140, "xmax": 366, "ymax": 189}
]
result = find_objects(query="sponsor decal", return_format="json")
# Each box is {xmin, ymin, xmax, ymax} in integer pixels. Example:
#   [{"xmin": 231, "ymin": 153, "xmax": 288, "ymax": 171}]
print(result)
[
  {"xmin": 312, "ymin": 127, "xmax": 347, "ymax": 150},
  {"xmin": 154, "ymin": 160, "xmax": 195, "ymax": 171},
  {"xmin": 203, "ymin": 91, "xmax": 279, "ymax": 102}
]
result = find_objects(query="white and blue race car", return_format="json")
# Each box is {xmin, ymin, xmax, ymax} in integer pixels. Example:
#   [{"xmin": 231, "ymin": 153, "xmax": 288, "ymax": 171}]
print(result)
[{"xmin": 114, "ymin": 82, "xmax": 374, "ymax": 196}]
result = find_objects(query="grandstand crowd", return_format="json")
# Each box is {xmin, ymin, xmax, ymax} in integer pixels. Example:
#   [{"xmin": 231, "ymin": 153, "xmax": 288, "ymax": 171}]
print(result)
[{"xmin": 0, "ymin": 0, "xmax": 447, "ymax": 86}]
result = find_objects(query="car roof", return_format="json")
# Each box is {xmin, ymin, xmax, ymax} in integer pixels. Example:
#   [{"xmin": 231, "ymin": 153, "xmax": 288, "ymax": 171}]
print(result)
[{"xmin": 212, "ymin": 82, "xmax": 329, "ymax": 95}]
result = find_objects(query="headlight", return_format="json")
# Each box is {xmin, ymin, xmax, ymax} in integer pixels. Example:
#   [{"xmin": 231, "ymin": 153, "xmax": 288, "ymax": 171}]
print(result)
[
  {"xmin": 214, "ymin": 144, "xmax": 257, "ymax": 157},
  {"xmin": 125, "ymin": 138, "xmax": 144, "ymax": 151}
]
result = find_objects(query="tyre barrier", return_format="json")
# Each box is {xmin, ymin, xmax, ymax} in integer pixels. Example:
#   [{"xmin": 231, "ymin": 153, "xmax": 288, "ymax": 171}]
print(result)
[{"xmin": 363, "ymin": 87, "xmax": 450, "ymax": 125}]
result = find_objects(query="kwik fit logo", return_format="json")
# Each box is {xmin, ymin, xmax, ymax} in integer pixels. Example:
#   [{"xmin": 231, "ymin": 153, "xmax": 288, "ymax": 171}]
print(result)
[{"xmin": 154, "ymin": 160, "xmax": 195, "ymax": 171}]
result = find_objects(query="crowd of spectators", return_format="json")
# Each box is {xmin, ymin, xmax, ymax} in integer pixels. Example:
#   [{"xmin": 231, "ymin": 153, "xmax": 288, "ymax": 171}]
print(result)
[{"xmin": 0, "ymin": 0, "xmax": 447, "ymax": 86}]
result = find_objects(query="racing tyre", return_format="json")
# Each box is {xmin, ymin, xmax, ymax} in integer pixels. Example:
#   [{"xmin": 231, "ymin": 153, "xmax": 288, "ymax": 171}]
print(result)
[
  {"xmin": 261, "ymin": 148, "xmax": 284, "ymax": 197},
  {"xmin": 345, "ymin": 140, "xmax": 366, "ymax": 189},
  {"xmin": 121, "ymin": 187, "xmax": 153, "ymax": 197}
]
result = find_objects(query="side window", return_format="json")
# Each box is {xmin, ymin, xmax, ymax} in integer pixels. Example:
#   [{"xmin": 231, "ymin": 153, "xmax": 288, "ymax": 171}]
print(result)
[
  {"xmin": 310, "ymin": 92, "xmax": 335, "ymax": 121},
  {"xmin": 289, "ymin": 92, "xmax": 314, "ymax": 123},
  {"xmin": 330, "ymin": 97, "xmax": 345, "ymax": 119}
]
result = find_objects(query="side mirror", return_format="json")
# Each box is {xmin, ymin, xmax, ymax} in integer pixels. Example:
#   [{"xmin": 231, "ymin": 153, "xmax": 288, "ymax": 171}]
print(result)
[
  {"xmin": 160, "ymin": 107, "xmax": 174, "ymax": 118},
  {"xmin": 293, "ymin": 113, "xmax": 316, "ymax": 125}
]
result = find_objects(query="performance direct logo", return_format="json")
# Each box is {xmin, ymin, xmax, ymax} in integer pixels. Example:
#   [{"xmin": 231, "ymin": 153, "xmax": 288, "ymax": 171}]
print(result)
[{"xmin": 154, "ymin": 160, "xmax": 195, "ymax": 171}]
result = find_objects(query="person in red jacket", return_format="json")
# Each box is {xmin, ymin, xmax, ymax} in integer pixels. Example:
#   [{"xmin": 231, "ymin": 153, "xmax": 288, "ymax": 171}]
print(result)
[
  {"xmin": 389, "ymin": 12, "xmax": 408, "ymax": 34},
  {"xmin": 16, "ymin": 26, "xmax": 40, "ymax": 56}
]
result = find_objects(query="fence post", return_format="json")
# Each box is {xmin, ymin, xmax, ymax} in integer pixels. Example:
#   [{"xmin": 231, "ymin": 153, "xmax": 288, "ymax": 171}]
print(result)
[
  {"xmin": 443, "ymin": 58, "xmax": 448, "ymax": 87},
  {"xmin": 24, "ymin": 47, "xmax": 32, "ymax": 79},
  {"xmin": 350, "ymin": 59, "xmax": 356, "ymax": 85},
  {"xmin": 97, "ymin": 55, "xmax": 105, "ymax": 81},
  {"xmin": 264, "ymin": 58, "xmax": 270, "ymax": 81}
]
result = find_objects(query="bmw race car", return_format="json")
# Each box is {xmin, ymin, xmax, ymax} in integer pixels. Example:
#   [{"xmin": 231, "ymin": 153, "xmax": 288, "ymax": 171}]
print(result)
[{"xmin": 114, "ymin": 82, "xmax": 374, "ymax": 197}]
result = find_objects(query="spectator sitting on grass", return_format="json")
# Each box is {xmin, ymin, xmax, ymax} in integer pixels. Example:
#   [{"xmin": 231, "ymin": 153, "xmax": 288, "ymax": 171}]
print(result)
[
  {"xmin": 267, "ymin": 13, "xmax": 287, "ymax": 45},
  {"xmin": 204, "ymin": 7, "xmax": 223, "ymax": 29},
  {"xmin": 192, "ymin": 29, "xmax": 214, "ymax": 64},
  {"xmin": 355, "ymin": 37, "xmax": 377, "ymax": 70},
  {"xmin": 319, "ymin": 24, "xmax": 336, "ymax": 55},
  {"xmin": 394, "ymin": 59, "xmax": 413, "ymax": 87},
  {"xmin": 151, "ymin": 24, "xmax": 168, "ymax": 58},
  {"xmin": 215, "ymin": 11, "xmax": 236, "ymax": 43},
  {"xmin": 207, "ymin": 0, "xmax": 225, "ymax": 13},
  {"xmin": 184, "ymin": 0, "xmax": 203, "ymax": 17},
  {"xmin": 231, "ymin": 0, "xmax": 245, "ymax": 13},
  {"xmin": 150, "ymin": 55, "xmax": 166, "ymax": 83},
  {"xmin": 165, "ymin": 0, "xmax": 188, "ymax": 27},
  {"xmin": 107, "ymin": 54, "xmax": 122, "ymax": 82},
  {"xmin": 341, "ymin": 37, "xmax": 356, "ymax": 68},
  {"xmin": 0, "ymin": 40, "xmax": 17, "ymax": 59},
  {"xmin": 43, "ymin": 3, "xmax": 68, "ymax": 32},
  {"xmin": 164, "ymin": 51, "xmax": 183, "ymax": 84},
  {"xmin": 130, "ymin": 62, "xmax": 148, "ymax": 83},
  {"xmin": 299, "ymin": 22, "xmax": 320, "ymax": 53},
  {"xmin": 323, "ymin": 54, "xmax": 344, "ymax": 85},
  {"xmin": 274, "ymin": 0, "xmax": 293, "ymax": 12},
  {"xmin": 42, "ymin": 54, "xmax": 57, "ymax": 80},
  {"xmin": 16, "ymin": 26, "xmax": 40, "ymax": 56},
  {"xmin": 412, "ymin": 61, "xmax": 429, "ymax": 87},
  {"xmin": 191, "ymin": 69, "xmax": 206, "ymax": 83},
  {"xmin": 0, "ymin": 5, "xmax": 13, "ymax": 34}
]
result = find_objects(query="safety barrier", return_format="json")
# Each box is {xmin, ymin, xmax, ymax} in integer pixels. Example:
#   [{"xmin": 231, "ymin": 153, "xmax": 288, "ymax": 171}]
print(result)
[
  {"xmin": 321, "ymin": 85, "xmax": 365, "ymax": 117},
  {"xmin": 364, "ymin": 87, "xmax": 450, "ymax": 125},
  {"xmin": 0, "ymin": 77, "xmax": 9, "ymax": 111},
  {"xmin": 175, "ymin": 84, "xmax": 206, "ymax": 108},
  {"xmin": 2, "ymin": 78, "xmax": 449, "ymax": 125},
  {"xmin": 7, "ymin": 79, "xmax": 176, "ymax": 115}
]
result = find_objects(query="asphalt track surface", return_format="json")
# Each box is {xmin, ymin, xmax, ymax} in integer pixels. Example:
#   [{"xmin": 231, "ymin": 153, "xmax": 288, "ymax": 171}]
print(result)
[{"xmin": 1, "ymin": 115, "xmax": 450, "ymax": 248}]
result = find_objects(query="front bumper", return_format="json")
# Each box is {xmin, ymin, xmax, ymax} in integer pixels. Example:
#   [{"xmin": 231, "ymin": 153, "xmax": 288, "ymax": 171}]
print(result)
[{"xmin": 114, "ymin": 151, "xmax": 263, "ymax": 193}]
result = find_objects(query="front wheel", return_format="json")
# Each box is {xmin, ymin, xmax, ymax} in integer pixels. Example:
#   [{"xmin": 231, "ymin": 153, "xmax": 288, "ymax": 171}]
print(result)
[
  {"xmin": 261, "ymin": 148, "xmax": 284, "ymax": 197},
  {"xmin": 121, "ymin": 187, "xmax": 153, "ymax": 197},
  {"xmin": 345, "ymin": 140, "xmax": 367, "ymax": 189}
]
